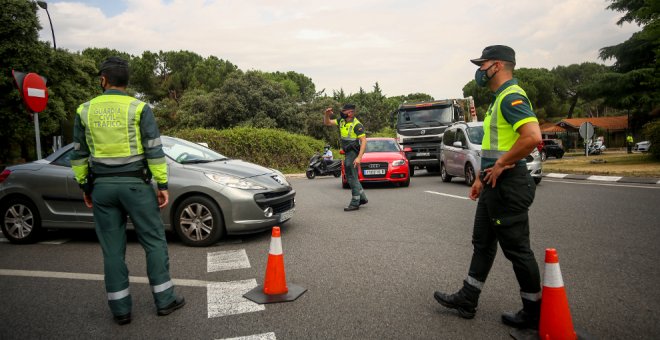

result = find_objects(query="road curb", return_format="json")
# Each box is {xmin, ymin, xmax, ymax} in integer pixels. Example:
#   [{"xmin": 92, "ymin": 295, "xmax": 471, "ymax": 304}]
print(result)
[{"xmin": 544, "ymin": 173, "xmax": 660, "ymax": 185}]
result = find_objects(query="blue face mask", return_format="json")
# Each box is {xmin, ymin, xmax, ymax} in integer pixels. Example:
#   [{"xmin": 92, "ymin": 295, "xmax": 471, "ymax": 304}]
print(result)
[{"xmin": 474, "ymin": 63, "xmax": 497, "ymax": 87}]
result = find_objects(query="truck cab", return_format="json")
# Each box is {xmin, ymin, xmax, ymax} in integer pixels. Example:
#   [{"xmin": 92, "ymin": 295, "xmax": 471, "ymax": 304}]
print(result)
[{"xmin": 393, "ymin": 99, "xmax": 466, "ymax": 176}]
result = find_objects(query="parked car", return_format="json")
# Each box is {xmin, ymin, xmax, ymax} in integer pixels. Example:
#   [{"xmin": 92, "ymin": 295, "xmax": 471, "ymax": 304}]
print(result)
[
  {"xmin": 0, "ymin": 136, "xmax": 295, "ymax": 247},
  {"xmin": 440, "ymin": 122, "xmax": 543, "ymax": 185},
  {"xmin": 634, "ymin": 141, "xmax": 651, "ymax": 152},
  {"xmin": 341, "ymin": 138, "xmax": 411, "ymax": 188},
  {"xmin": 539, "ymin": 139, "xmax": 564, "ymax": 161}
]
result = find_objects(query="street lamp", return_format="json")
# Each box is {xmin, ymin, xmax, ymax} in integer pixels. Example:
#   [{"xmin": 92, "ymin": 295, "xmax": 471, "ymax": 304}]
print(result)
[{"xmin": 36, "ymin": 1, "xmax": 56, "ymax": 50}]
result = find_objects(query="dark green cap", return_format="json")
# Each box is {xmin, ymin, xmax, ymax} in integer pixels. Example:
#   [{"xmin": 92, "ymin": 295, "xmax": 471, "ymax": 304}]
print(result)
[{"xmin": 470, "ymin": 45, "xmax": 516, "ymax": 65}]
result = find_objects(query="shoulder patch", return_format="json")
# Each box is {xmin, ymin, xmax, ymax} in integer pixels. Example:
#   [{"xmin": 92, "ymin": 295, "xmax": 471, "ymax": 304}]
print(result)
[
  {"xmin": 511, "ymin": 99, "xmax": 524, "ymax": 107},
  {"xmin": 356, "ymin": 125, "xmax": 364, "ymax": 133}
]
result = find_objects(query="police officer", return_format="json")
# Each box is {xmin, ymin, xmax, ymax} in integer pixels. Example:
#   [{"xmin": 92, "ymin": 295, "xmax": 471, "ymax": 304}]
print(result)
[
  {"xmin": 71, "ymin": 57, "xmax": 184, "ymax": 325},
  {"xmin": 434, "ymin": 45, "xmax": 543, "ymax": 330},
  {"xmin": 627, "ymin": 134, "xmax": 634, "ymax": 153},
  {"xmin": 323, "ymin": 104, "xmax": 368, "ymax": 211}
]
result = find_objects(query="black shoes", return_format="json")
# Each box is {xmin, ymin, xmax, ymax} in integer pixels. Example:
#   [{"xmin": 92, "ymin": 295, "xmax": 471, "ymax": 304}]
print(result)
[
  {"xmin": 501, "ymin": 299, "xmax": 541, "ymax": 329},
  {"xmin": 157, "ymin": 296, "xmax": 186, "ymax": 316},
  {"xmin": 344, "ymin": 205, "xmax": 359, "ymax": 211},
  {"xmin": 359, "ymin": 199, "xmax": 368, "ymax": 205},
  {"xmin": 433, "ymin": 291, "xmax": 477, "ymax": 319},
  {"xmin": 113, "ymin": 313, "xmax": 131, "ymax": 325}
]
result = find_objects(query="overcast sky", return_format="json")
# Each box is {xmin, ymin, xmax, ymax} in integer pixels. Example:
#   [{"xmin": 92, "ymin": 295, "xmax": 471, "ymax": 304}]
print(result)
[{"xmin": 37, "ymin": 0, "xmax": 639, "ymax": 99}]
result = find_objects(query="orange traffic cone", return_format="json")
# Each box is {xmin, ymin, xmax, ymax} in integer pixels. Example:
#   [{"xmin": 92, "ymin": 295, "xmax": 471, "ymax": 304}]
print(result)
[
  {"xmin": 244, "ymin": 226, "xmax": 306, "ymax": 304},
  {"xmin": 539, "ymin": 248, "xmax": 577, "ymax": 340}
]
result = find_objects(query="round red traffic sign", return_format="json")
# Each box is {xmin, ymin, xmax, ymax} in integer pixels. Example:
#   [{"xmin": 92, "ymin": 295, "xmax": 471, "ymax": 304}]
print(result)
[{"xmin": 22, "ymin": 73, "xmax": 49, "ymax": 113}]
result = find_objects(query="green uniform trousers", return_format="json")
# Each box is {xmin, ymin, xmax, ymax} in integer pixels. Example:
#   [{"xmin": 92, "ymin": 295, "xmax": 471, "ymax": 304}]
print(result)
[
  {"xmin": 344, "ymin": 150, "xmax": 367, "ymax": 207},
  {"xmin": 92, "ymin": 177, "xmax": 176, "ymax": 316},
  {"xmin": 468, "ymin": 164, "xmax": 541, "ymax": 296}
]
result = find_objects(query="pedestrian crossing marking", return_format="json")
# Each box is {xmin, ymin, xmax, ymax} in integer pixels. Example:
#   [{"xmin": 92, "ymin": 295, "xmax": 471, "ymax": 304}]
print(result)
[
  {"xmin": 208, "ymin": 249, "xmax": 251, "ymax": 272},
  {"xmin": 207, "ymin": 279, "xmax": 265, "ymax": 318}
]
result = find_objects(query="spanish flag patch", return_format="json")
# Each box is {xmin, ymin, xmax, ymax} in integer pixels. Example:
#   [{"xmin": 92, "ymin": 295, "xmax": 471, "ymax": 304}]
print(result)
[{"xmin": 511, "ymin": 99, "xmax": 524, "ymax": 107}]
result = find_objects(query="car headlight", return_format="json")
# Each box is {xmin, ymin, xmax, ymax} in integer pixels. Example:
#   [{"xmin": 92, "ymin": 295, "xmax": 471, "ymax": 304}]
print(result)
[
  {"xmin": 270, "ymin": 169, "xmax": 290, "ymax": 186},
  {"xmin": 205, "ymin": 173, "xmax": 266, "ymax": 190},
  {"xmin": 392, "ymin": 159, "xmax": 405, "ymax": 166}
]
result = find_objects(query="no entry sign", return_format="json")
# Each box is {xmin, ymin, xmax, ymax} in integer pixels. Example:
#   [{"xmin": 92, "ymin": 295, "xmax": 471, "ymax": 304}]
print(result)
[{"xmin": 12, "ymin": 70, "xmax": 49, "ymax": 113}]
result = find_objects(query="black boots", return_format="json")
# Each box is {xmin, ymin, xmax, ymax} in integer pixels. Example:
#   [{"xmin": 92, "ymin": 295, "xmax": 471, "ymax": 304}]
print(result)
[
  {"xmin": 501, "ymin": 298, "xmax": 541, "ymax": 329},
  {"xmin": 434, "ymin": 280, "xmax": 481, "ymax": 319}
]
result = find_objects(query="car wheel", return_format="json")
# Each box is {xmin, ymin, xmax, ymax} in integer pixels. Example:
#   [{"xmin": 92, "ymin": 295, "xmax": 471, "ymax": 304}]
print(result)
[
  {"xmin": 534, "ymin": 177, "xmax": 542, "ymax": 185},
  {"xmin": 174, "ymin": 196, "xmax": 225, "ymax": 247},
  {"xmin": 1, "ymin": 197, "xmax": 42, "ymax": 244},
  {"xmin": 440, "ymin": 163, "xmax": 452, "ymax": 183},
  {"xmin": 400, "ymin": 177, "xmax": 410, "ymax": 187},
  {"xmin": 464, "ymin": 163, "xmax": 476, "ymax": 186},
  {"xmin": 333, "ymin": 170, "xmax": 341, "ymax": 178},
  {"xmin": 541, "ymin": 150, "xmax": 547, "ymax": 162},
  {"xmin": 557, "ymin": 153, "xmax": 563, "ymax": 159},
  {"xmin": 409, "ymin": 165, "xmax": 415, "ymax": 177},
  {"xmin": 306, "ymin": 170, "xmax": 316, "ymax": 179}
]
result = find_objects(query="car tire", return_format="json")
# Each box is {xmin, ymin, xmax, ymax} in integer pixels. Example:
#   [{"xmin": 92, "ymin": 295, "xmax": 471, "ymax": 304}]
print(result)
[
  {"xmin": 409, "ymin": 165, "xmax": 415, "ymax": 177},
  {"xmin": 333, "ymin": 170, "xmax": 341, "ymax": 178},
  {"xmin": 541, "ymin": 150, "xmax": 547, "ymax": 162},
  {"xmin": 464, "ymin": 163, "xmax": 476, "ymax": 186},
  {"xmin": 1, "ymin": 197, "xmax": 42, "ymax": 244},
  {"xmin": 534, "ymin": 177, "xmax": 542, "ymax": 185},
  {"xmin": 557, "ymin": 153, "xmax": 564, "ymax": 159},
  {"xmin": 400, "ymin": 177, "xmax": 410, "ymax": 187},
  {"xmin": 173, "ymin": 196, "xmax": 225, "ymax": 247},
  {"xmin": 306, "ymin": 170, "xmax": 316, "ymax": 179},
  {"xmin": 440, "ymin": 163, "xmax": 452, "ymax": 183}
]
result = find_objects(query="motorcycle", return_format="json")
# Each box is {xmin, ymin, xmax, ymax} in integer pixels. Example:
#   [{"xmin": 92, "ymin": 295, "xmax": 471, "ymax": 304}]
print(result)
[
  {"xmin": 306, "ymin": 152, "xmax": 342, "ymax": 179},
  {"xmin": 587, "ymin": 140, "xmax": 606, "ymax": 155}
]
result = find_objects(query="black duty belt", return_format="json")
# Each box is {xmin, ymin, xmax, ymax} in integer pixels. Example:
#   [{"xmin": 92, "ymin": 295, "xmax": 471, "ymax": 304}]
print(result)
[{"xmin": 93, "ymin": 170, "xmax": 145, "ymax": 179}]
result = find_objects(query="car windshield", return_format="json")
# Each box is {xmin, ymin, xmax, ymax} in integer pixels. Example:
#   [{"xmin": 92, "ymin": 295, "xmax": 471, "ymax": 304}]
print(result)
[
  {"xmin": 466, "ymin": 126, "xmax": 484, "ymax": 145},
  {"xmin": 366, "ymin": 140, "xmax": 400, "ymax": 152},
  {"xmin": 162, "ymin": 136, "xmax": 228, "ymax": 164},
  {"xmin": 397, "ymin": 106, "xmax": 454, "ymax": 127}
]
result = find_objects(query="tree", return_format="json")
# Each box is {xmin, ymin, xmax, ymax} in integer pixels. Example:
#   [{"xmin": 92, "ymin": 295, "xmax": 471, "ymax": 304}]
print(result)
[
  {"xmin": 599, "ymin": 0, "xmax": 660, "ymax": 128},
  {"xmin": 550, "ymin": 63, "xmax": 608, "ymax": 119}
]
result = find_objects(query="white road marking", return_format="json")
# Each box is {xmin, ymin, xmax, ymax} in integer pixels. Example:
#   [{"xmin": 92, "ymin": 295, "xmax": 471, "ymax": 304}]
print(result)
[
  {"xmin": 208, "ymin": 249, "xmax": 251, "ymax": 272},
  {"xmin": 39, "ymin": 238, "xmax": 71, "ymax": 245},
  {"xmin": 587, "ymin": 175, "xmax": 622, "ymax": 182},
  {"xmin": 217, "ymin": 332, "xmax": 276, "ymax": 340},
  {"xmin": 545, "ymin": 173, "xmax": 569, "ymax": 178},
  {"xmin": 425, "ymin": 191, "xmax": 470, "ymax": 200},
  {"xmin": 207, "ymin": 279, "xmax": 265, "ymax": 318},
  {"xmin": 0, "ymin": 269, "xmax": 215, "ymax": 287},
  {"xmin": 0, "ymin": 237, "xmax": 8, "ymax": 243},
  {"xmin": 543, "ymin": 179, "xmax": 660, "ymax": 189}
]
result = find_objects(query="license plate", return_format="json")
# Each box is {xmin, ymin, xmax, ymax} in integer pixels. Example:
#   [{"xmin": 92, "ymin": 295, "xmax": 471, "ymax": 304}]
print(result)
[
  {"xmin": 279, "ymin": 208, "xmax": 295, "ymax": 222},
  {"xmin": 364, "ymin": 169, "xmax": 386, "ymax": 175},
  {"xmin": 417, "ymin": 152, "xmax": 430, "ymax": 157}
]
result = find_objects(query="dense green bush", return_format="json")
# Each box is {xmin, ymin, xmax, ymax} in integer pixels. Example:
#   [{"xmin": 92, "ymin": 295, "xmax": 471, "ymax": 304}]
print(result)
[
  {"xmin": 642, "ymin": 119, "xmax": 660, "ymax": 160},
  {"xmin": 173, "ymin": 127, "xmax": 326, "ymax": 172}
]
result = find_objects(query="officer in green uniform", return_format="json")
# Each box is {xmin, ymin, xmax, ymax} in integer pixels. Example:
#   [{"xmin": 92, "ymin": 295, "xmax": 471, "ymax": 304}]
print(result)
[
  {"xmin": 71, "ymin": 57, "xmax": 185, "ymax": 325},
  {"xmin": 434, "ymin": 45, "xmax": 543, "ymax": 330},
  {"xmin": 323, "ymin": 104, "xmax": 368, "ymax": 211},
  {"xmin": 627, "ymin": 134, "xmax": 634, "ymax": 153}
]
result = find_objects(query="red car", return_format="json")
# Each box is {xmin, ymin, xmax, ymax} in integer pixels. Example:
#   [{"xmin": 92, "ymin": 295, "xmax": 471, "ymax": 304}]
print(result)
[{"xmin": 341, "ymin": 137, "xmax": 411, "ymax": 188}]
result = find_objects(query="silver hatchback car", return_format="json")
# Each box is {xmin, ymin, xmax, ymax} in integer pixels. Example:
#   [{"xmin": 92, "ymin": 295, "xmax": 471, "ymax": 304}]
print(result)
[
  {"xmin": 440, "ymin": 122, "xmax": 542, "ymax": 185},
  {"xmin": 0, "ymin": 136, "xmax": 295, "ymax": 247}
]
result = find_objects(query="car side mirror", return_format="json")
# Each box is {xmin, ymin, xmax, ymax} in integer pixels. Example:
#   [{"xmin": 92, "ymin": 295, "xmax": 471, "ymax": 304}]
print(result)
[
  {"xmin": 339, "ymin": 150, "xmax": 345, "ymax": 155},
  {"xmin": 403, "ymin": 147, "xmax": 412, "ymax": 152},
  {"xmin": 453, "ymin": 141, "xmax": 463, "ymax": 148}
]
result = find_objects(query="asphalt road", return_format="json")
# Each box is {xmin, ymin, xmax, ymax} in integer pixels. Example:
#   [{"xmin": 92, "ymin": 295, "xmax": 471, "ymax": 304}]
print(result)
[{"xmin": 1, "ymin": 172, "xmax": 659, "ymax": 339}]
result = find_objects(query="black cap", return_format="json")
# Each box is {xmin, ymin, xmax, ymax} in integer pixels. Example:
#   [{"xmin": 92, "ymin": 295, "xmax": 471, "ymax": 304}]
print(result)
[
  {"xmin": 341, "ymin": 103, "xmax": 356, "ymax": 111},
  {"xmin": 98, "ymin": 56, "xmax": 129, "ymax": 75},
  {"xmin": 470, "ymin": 45, "xmax": 516, "ymax": 66}
]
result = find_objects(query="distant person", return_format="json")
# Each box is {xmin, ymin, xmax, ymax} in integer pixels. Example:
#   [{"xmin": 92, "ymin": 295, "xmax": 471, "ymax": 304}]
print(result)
[
  {"xmin": 71, "ymin": 56, "xmax": 185, "ymax": 325},
  {"xmin": 323, "ymin": 104, "xmax": 368, "ymax": 211},
  {"xmin": 627, "ymin": 134, "xmax": 634, "ymax": 153},
  {"xmin": 434, "ymin": 45, "xmax": 543, "ymax": 330},
  {"xmin": 322, "ymin": 144, "xmax": 334, "ymax": 167}
]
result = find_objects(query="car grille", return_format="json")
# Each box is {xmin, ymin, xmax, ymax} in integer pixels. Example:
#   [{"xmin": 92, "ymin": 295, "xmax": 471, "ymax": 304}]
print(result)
[
  {"xmin": 361, "ymin": 162, "xmax": 388, "ymax": 178},
  {"xmin": 255, "ymin": 189, "xmax": 295, "ymax": 213}
]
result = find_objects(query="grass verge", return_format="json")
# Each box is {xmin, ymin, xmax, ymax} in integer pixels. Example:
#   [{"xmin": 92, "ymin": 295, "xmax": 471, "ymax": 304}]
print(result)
[{"xmin": 543, "ymin": 151, "xmax": 660, "ymax": 177}]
